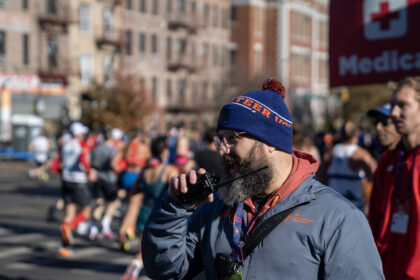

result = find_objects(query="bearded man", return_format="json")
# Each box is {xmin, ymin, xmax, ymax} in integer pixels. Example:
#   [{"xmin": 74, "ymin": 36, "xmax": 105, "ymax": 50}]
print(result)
[{"xmin": 141, "ymin": 79, "xmax": 384, "ymax": 280}]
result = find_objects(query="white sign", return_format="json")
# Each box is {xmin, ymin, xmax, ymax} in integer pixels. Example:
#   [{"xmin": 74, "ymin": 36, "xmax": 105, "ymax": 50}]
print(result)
[
  {"xmin": 364, "ymin": 0, "xmax": 408, "ymax": 40},
  {"xmin": 0, "ymin": 73, "xmax": 66, "ymax": 95}
]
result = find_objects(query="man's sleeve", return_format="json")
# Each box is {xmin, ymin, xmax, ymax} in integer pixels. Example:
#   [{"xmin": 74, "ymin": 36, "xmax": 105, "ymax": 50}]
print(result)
[
  {"xmin": 322, "ymin": 209, "xmax": 384, "ymax": 279},
  {"xmin": 141, "ymin": 192, "xmax": 201, "ymax": 280}
]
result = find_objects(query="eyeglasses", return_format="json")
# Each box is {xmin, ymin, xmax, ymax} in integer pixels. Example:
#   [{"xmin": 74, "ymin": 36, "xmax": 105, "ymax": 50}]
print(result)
[
  {"xmin": 213, "ymin": 131, "xmax": 248, "ymax": 152},
  {"xmin": 374, "ymin": 118, "xmax": 393, "ymax": 127}
]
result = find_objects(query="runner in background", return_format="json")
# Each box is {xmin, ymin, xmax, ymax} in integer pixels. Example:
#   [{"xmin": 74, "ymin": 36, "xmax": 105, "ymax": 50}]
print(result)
[
  {"xmin": 54, "ymin": 122, "xmax": 92, "ymax": 257},
  {"xmin": 121, "ymin": 135, "xmax": 178, "ymax": 280},
  {"xmin": 88, "ymin": 128, "xmax": 123, "ymax": 240},
  {"xmin": 327, "ymin": 121, "xmax": 377, "ymax": 214},
  {"xmin": 28, "ymin": 129, "xmax": 51, "ymax": 181},
  {"xmin": 47, "ymin": 132, "xmax": 72, "ymax": 222},
  {"xmin": 116, "ymin": 131, "xmax": 151, "ymax": 246}
]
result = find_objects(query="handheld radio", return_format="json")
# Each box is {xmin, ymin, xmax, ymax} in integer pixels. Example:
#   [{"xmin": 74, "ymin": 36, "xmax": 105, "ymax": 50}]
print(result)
[{"xmin": 177, "ymin": 165, "xmax": 269, "ymax": 208}]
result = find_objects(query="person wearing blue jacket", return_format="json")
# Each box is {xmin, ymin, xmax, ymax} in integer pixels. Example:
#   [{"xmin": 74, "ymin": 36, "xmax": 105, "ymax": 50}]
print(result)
[{"xmin": 141, "ymin": 78, "xmax": 384, "ymax": 279}]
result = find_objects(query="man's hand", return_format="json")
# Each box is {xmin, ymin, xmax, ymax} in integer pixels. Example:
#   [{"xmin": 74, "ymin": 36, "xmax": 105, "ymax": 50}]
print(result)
[{"xmin": 168, "ymin": 168, "xmax": 214, "ymax": 210}]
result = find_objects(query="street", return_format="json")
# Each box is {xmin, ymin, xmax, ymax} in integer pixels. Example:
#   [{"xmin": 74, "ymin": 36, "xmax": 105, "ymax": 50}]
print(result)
[{"xmin": 0, "ymin": 160, "xmax": 144, "ymax": 280}]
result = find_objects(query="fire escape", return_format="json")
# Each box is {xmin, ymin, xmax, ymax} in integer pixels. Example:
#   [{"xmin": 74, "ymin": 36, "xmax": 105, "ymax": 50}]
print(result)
[
  {"xmin": 166, "ymin": 9, "xmax": 203, "ymax": 73},
  {"xmin": 95, "ymin": 1, "xmax": 124, "ymax": 50},
  {"xmin": 166, "ymin": 6, "xmax": 204, "ymax": 114},
  {"xmin": 95, "ymin": 1, "xmax": 124, "ymax": 85},
  {"xmin": 37, "ymin": 0, "xmax": 72, "ymax": 80}
]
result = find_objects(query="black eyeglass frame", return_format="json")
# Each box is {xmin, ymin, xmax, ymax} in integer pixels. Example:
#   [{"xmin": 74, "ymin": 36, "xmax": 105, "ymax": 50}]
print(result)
[{"xmin": 213, "ymin": 131, "xmax": 248, "ymax": 150}]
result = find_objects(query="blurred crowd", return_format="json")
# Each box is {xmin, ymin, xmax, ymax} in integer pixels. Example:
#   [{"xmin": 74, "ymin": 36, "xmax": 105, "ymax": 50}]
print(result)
[
  {"xmin": 25, "ymin": 76, "xmax": 420, "ymax": 280},
  {"xmin": 27, "ymin": 122, "xmax": 224, "ymax": 279}
]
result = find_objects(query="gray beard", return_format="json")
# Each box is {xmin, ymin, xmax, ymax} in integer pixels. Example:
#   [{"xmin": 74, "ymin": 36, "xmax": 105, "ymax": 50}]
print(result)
[{"xmin": 217, "ymin": 143, "xmax": 272, "ymax": 206}]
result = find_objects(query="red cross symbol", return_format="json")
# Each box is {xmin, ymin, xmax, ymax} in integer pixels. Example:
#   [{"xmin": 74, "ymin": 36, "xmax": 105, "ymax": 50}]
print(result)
[{"xmin": 371, "ymin": 1, "xmax": 401, "ymax": 30}]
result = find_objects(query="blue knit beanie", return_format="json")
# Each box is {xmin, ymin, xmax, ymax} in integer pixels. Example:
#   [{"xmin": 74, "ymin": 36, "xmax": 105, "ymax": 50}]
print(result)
[{"xmin": 216, "ymin": 78, "xmax": 293, "ymax": 154}]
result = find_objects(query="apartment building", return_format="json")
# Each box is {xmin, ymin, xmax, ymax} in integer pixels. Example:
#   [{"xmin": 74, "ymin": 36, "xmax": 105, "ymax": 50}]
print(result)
[
  {"xmin": 66, "ymin": 0, "xmax": 123, "ymax": 120},
  {"xmin": 121, "ymin": 0, "xmax": 230, "ymax": 131},
  {"xmin": 0, "ymin": 0, "xmax": 71, "ymax": 142},
  {"xmin": 230, "ymin": 0, "xmax": 329, "ymax": 131},
  {"xmin": 0, "ymin": 0, "xmax": 231, "ymax": 141}
]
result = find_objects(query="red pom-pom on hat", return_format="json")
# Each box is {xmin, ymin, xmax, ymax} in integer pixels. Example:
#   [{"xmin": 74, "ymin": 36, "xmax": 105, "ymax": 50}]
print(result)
[{"xmin": 262, "ymin": 78, "xmax": 286, "ymax": 99}]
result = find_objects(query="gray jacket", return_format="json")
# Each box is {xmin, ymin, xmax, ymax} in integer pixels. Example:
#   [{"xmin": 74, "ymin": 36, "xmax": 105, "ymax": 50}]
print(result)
[{"xmin": 142, "ymin": 176, "xmax": 384, "ymax": 280}]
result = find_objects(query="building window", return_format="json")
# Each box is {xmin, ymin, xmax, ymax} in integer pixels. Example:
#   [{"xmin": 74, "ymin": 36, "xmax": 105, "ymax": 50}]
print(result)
[
  {"xmin": 79, "ymin": 54, "xmax": 92, "ymax": 84},
  {"xmin": 220, "ymin": 46, "xmax": 225, "ymax": 66},
  {"xmin": 103, "ymin": 55, "xmax": 113, "ymax": 81},
  {"xmin": 203, "ymin": 4, "xmax": 209, "ymax": 25},
  {"xmin": 202, "ymin": 82, "xmax": 208, "ymax": 104},
  {"xmin": 103, "ymin": 9, "xmax": 114, "ymax": 38},
  {"xmin": 191, "ymin": 82, "xmax": 198, "ymax": 104},
  {"xmin": 191, "ymin": 42, "xmax": 196, "ymax": 61},
  {"xmin": 202, "ymin": 43, "xmax": 208, "ymax": 63},
  {"xmin": 291, "ymin": 54, "xmax": 311, "ymax": 80},
  {"xmin": 177, "ymin": 39, "xmax": 186, "ymax": 55},
  {"xmin": 318, "ymin": 59, "xmax": 328, "ymax": 83},
  {"xmin": 291, "ymin": 12, "xmax": 311, "ymax": 42},
  {"xmin": 152, "ymin": 77, "xmax": 157, "ymax": 101},
  {"xmin": 222, "ymin": 8, "xmax": 229, "ymax": 28},
  {"xmin": 151, "ymin": 34, "xmax": 158, "ymax": 55},
  {"xmin": 23, "ymin": 34, "xmax": 29, "ymax": 65},
  {"xmin": 0, "ymin": 31, "xmax": 5, "ymax": 61},
  {"xmin": 255, "ymin": 8, "xmax": 263, "ymax": 33},
  {"xmin": 166, "ymin": 37, "xmax": 172, "ymax": 60},
  {"xmin": 125, "ymin": 30, "xmax": 132, "ymax": 55},
  {"xmin": 177, "ymin": 79, "xmax": 186, "ymax": 103},
  {"xmin": 166, "ymin": 79, "xmax": 172, "ymax": 103},
  {"xmin": 230, "ymin": 6, "xmax": 236, "ymax": 22},
  {"xmin": 22, "ymin": 0, "xmax": 29, "ymax": 10},
  {"xmin": 212, "ymin": 45, "xmax": 218, "ymax": 66},
  {"xmin": 47, "ymin": 0, "xmax": 57, "ymax": 14},
  {"xmin": 230, "ymin": 49, "xmax": 236, "ymax": 66},
  {"xmin": 191, "ymin": 1, "xmax": 196, "ymax": 14},
  {"xmin": 319, "ymin": 21, "xmax": 328, "ymax": 47},
  {"xmin": 177, "ymin": 0, "xmax": 185, "ymax": 12},
  {"xmin": 218, "ymin": 47, "xmax": 226, "ymax": 66},
  {"xmin": 47, "ymin": 36, "xmax": 58, "ymax": 67},
  {"xmin": 212, "ymin": 6, "xmax": 218, "ymax": 28},
  {"xmin": 139, "ymin": 33, "xmax": 146, "ymax": 58},
  {"xmin": 139, "ymin": 0, "xmax": 146, "ymax": 13},
  {"xmin": 166, "ymin": 0, "xmax": 172, "ymax": 14},
  {"xmin": 152, "ymin": 0, "xmax": 158, "ymax": 15},
  {"xmin": 126, "ymin": 0, "xmax": 132, "ymax": 10},
  {"xmin": 79, "ymin": 4, "xmax": 90, "ymax": 32}
]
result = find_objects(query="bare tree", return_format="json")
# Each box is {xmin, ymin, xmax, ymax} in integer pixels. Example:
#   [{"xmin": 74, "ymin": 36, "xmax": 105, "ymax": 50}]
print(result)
[{"xmin": 81, "ymin": 74, "xmax": 158, "ymax": 132}]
